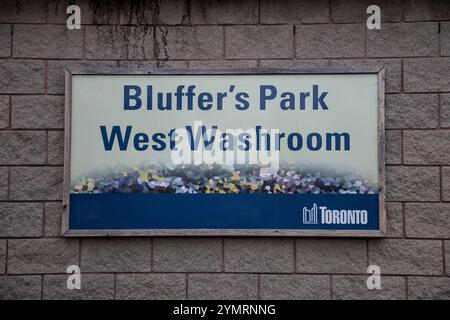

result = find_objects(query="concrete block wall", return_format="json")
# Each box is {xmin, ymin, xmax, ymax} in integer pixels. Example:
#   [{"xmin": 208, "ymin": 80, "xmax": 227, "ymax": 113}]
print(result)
[{"xmin": 0, "ymin": 0, "xmax": 449, "ymax": 300}]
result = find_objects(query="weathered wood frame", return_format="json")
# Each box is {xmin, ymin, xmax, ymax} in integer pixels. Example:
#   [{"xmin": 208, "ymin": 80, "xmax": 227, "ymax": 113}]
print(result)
[{"xmin": 62, "ymin": 67, "xmax": 386, "ymax": 237}]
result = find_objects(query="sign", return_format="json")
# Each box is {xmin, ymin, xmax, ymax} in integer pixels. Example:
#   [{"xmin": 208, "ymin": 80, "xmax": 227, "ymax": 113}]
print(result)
[{"xmin": 63, "ymin": 68, "xmax": 385, "ymax": 236}]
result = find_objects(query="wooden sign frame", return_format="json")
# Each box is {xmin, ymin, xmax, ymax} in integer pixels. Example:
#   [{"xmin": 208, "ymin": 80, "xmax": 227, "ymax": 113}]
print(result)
[{"xmin": 62, "ymin": 67, "xmax": 386, "ymax": 237}]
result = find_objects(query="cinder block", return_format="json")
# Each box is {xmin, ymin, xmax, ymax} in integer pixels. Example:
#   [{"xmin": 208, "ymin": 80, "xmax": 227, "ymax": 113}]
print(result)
[
  {"xmin": 385, "ymin": 130, "xmax": 402, "ymax": 165},
  {"xmin": 369, "ymin": 239, "xmax": 442, "ymax": 275},
  {"xmin": 159, "ymin": 0, "xmax": 189, "ymax": 24},
  {"xmin": 330, "ymin": 59, "xmax": 401, "ymax": 93},
  {"xmin": 13, "ymin": 25, "xmax": 83, "ymax": 59},
  {"xmin": 404, "ymin": 58, "xmax": 450, "ymax": 92},
  {"xmin": 190, "ymin": 60, "xmax": 258, "ymax": 69},
  {"xmin": 405, "ymin": 203, "xmax": 450, "ymax": 238},
  {"xmin": 0, "ymin": 0, "xmax": 47, "ymax": 23},
  {"xmin": 48, "ymin": 0, "xmax": 187, "ymax": 25},
  {"xmin": 296, "ymin": 239, "xmax": 366, "ymax": 274},
  {"xmin": 0, "ymin": 203, "xmax": 43, "ymax": 237},
  {"xmin": 119, "ymin": 0, "xmax": 188, "ymax": 25},
  {"xmin": 156, "ymin": 26, "xmax": 223, "ymax": 60},
  {"xmin": 191, "ymin": 0, "xmax": 258, "ymax": 24},
  {"xmin": 9, "ymin": 167, "xmax": 63, "ymax": 201},
  {"xmin": 296, "ymin": 24, "xmax": 364, "ymax": 58},
  {"xmin": 188, "ymin": 274, "xmax": 257, "ymax": 300},
  {"xmin": 116, "ymin": 273, "xmax": 186, "ymax": 300},
  {"xmin": 333, "ymin": 275, "xmax": 406, "ymax": 300},
  {"xmin": 259, "ymin": 59, "xmax": 329, "ymax": 69},
  {"xmin": 441, "ymin": 94, "xmax": 450, "ymax": 128},
  {"xmin": 47, "ymin": 60, "xmax": 118, "ymax": 95},
  {"xmin": 261, "ymin": 0, "xmax": 329, "ymax": 24},
  {"xmin": 12, "ymin": 96, "xmax": 64, "ymax": 129},
  {"xmin": 408, "ymin": 277, "xmax": 450, "ymax": 300},
  {"xmin": 81, "ymin": 238, "xmax": 151, "ymax": 272},
  {"xmin": 0, "ymin": 131, "xmax": 46, "ymax": 165},
  {"xmin": 385, "ymin": 202, "xmax": 403, "ymax": 238},
  {"xmin": 226, "ymin": 25, "xmax": 293, "ymax": 59},
  {"xmin": 225, "ymin": 238, "xmax": 294, "ymax": 273},
  {"xmin": 86, "ymin": 26, "xmax": 126, "ymax": 59},
  {"xmin": 0, "ymin": 25, "xmax": 11, "ymax": 57},
  {"xmin": 441, "ymin": 23, "xmax": 450, "ymax": 56},
  {"xmin": 0, "ymin": 276, "xmax": 42, "ymax": 300},
  {"xmin": 404, "ymin": 0, "xmax": 450, "ymax": 21},
  {"xmin": 0, "ymin": 240, "xmax": 5, "ymax": 273},
  {"xmin": 386, "ymin": 166, "xmax": 440, "ymax": 201},
  {"xmin": 153, "ymin": 238, "xmax": 222, "ymax": 272},
  {"xmin": 385, "ymin": 94, "xmax": 438, "ymax": 129},
  {"xmin": 47, "ymin": 131, "xmax": 64, "ymax": 165},
  {"xmin": 0, "ymin": 167, "xmax": 7, "ymax": 200},
  {"xmin": 127, "ymin": 26, "xmax": 154, "ymax": 59},
  {"xmin": 0, "ymin": 60, "xmax": 45, "ymax": 94},
  {"xmin": 0, "ymin": 96, "xmax": 9, "ymax": 129},
  {"xmin": 43, "ymin": 274, "xmax": 114, "ymax": 300},
  {"xmin": 446, "ymin": 241, "xmax": 450, "ymax": 275},
  {"xmin": 403, "ymin": 130, "xmax": 450, "ymax": 164},
  {"xmin": 260, "ymin": 275, "xmax": 330, "ymax": 300},
  {"xmin": 443, "ymin": 167, "xmax": 450, "ymax": 201},
  {"xmin": 367, "ymin": 23, "xmax": 438, "ymax": 57},
  {"xmin": 7, "ymin": 238, "xmax": 79, "ymax": 274},
  {"xmin": 118, "ymin": 60, "xmax": 188, "ymax": 68},
  {"xmin": 331, "ymin": 0, "xmax": 402, "ymax": 23},
  {"xmin": 85, "ymin": 26, "xmax": 153, "ymax": 60},
  {"xmin": 44, "ymin": 202, "xmax": 62, "ymax": 237}
]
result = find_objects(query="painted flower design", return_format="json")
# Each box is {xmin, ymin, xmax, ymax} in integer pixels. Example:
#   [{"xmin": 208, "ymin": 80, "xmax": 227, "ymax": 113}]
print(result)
[{"xmin": 71, "ymin": 164, "xmax": 377, "ymax": 195}]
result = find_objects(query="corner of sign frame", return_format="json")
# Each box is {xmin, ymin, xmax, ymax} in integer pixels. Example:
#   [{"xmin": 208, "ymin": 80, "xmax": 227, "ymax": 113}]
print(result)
[
  {"xmin": 65, "ymin": 67, "xmax": 75, "ymax": 78},
  {"xmin": 377, "ymin": 66, "xmax": 386, "ymax": 82},
  {"xmin": 61, "ymin": 205, "xmax": 71, "ymax": 237}
]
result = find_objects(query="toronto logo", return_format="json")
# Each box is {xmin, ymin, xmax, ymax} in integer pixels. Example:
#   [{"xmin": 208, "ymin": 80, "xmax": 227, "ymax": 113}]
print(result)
[
  {"xmin": 302, "ymin": 203, "xmax": 369, "ymax": 225},
  {"xmin": 302, "ymin": 203, "xmax": 319, "ymax": 224}
]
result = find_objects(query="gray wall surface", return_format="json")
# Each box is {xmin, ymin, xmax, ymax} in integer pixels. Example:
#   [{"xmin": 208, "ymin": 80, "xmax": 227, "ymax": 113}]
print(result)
[{"xmin": 1, "ymin": 0, "xmax": 450, "ymax": 300}]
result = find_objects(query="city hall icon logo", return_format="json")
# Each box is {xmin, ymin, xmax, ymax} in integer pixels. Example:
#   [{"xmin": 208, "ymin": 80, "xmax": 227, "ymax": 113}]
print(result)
[
  {"xmin": 303, "ymin": 203, "xmax": 319, "ymax": 224},
  {"xmin": 302, "ymin": 204, "xmax": 369, "ymax": 225}
]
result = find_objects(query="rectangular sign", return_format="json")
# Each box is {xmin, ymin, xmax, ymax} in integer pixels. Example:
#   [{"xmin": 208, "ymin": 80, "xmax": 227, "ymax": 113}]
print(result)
[{"xmin": 63, "ymin": 68, "xmax": 386, "ymax": 237}]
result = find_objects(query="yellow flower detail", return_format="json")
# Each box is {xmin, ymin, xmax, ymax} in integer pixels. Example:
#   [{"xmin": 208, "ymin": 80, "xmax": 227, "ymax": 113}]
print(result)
[
  {"xmin": 87, "ymin": 178, "xmax": 95, "ymax": 192},
  {"xmin": 274, "ymin": 184, "xmax": 283, "ymax": 193},
  {"xmin": 152, "ymin": 175, "xmax": 164, "ymax": 181},
  {"xmin": 240, "ymin": 181, "xmax": 250, "ymax": 187},
  {"xmin": 139, "ymin": 170, "xmax": 149, "ymax": 181},
  {"xmin": 231, "ymin": 171, "xmax": 240, "ymax": 181},
  {"xmin": 225, "ymin": 183, "xmax": 239, "ymax": 193}
]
